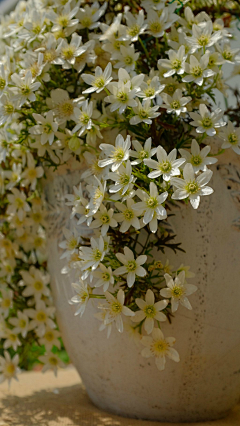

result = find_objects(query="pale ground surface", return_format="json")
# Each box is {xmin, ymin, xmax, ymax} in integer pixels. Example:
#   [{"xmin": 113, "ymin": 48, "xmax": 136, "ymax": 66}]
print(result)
[{"xmin": 0, "ymin": 367, "xmax": 240, "ymax": 426}]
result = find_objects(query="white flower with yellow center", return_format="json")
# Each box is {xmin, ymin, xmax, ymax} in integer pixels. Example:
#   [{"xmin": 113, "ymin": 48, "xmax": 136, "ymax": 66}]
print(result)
[
  {"xmin": 21, "ymin": 152, "xmax": 44, "ymax": 190},
  {"xmin": 179, "ymin": 139, "xmax": 217, "ymax": 173},
  {"xmin": 47, "ymin": 89, "xmax": 80, "ymax": 125},
  {"xmin": 158, "ymin": 45, "xmax": 187, "ymax": 78},
  {"xmin": 0, "ymin": 351, "xmax": 20, "ymax": 385},
  {"xmin": 160, "ymin": 271, "xmax": 197, "ymax": 313},
  {"xmin": 114, "ymin": 45, "xmax": 139, "ymax": 72},
  {"xmin": 39, "ymin": 352, "xmax": 65, "ymax": 377},
  {"xmin": 5, "ymin": 163, "xmax": 22, "ymax": 190},
  {"xmin": 78, "ymin": 2, "xmax": 107, "ymax": 30},
  {"xmin": 7, "ymin": 188, "xmax": 30, "ymax": 220},
  {"xmin": 82, "ymin": 62, "xmax": 112, "ymax": 94},
  {"xmin": 218, "ymin": 122, "xmax": 240, "ymax": 155},
  {"xmin": 121, "ymin": 10, "xmax": 147, "ymax": 42},
  {"xmin": 114, "ymin": 247, "xmax": 147, "ymax": 288},
  {"xmin": 25, "ymin": 300, "xmax": 56, "ymax": 337},
  {"xmin": 161, "ymin": 89, "xmax": 191, "ymax": 116},
  {"xmin": 189, "ymin": 104, "xmax": 226, "ymax": 137},
  {"xmin": 141, "ymin": 328, "xmax": 180, "ymax": 371},
  {"xmin": 130, "ymin": 137, "xmax": 157, "ymax": 165},
  {"xmin": 132, "ymin": 289, "xmax": 168, "ymax": 334},
  {"xmin": 104, "ymin": 79, "xmax": 138, "ymax": 114},
  {"xmin": 30, "ymin": 111, "xmax": 58, "ymax": 146},
  {"xmin": 3, "ymin": 329, "xmax": 21, "ymax": 352},
  {"xmin": 73, "ymin": 100, "xmax": 93, "ymax": 135},
  {"xmin": 69, "ymin": 280, "xmax": 92, "ymax": 317},
  {"xmin": 108, "ymin": 160, "xmax": 135, "ymax": 195},
  {"xmin": 147, "ymin": 9, "xmax": 175, "ymax": 38},
  {"xmin": 0, "ymin": 289, "xmax": 13, "ymax": 318},
  {"xmin": 56, "ymin": 32, "xmax": 85, "ymax": 69},
  {"xmin": 138, "ymin": 76, "xmax": 165, "ymax": 101},
  {"xmin": 171, "ymin": 163, "xmax": 214, "ymax": 209},
  {"xmin": 145, "ymin": 145, "xmax": 185, "ymax": 181},
  {"xmin": 11, "ymin": 70, "xmax": 41, "ymax": 107},
  {"xmin": 48, "ymin": 3, "xmax": 79, "ymax": 34},
  {"xmin": 91, "ymin": 205, "xmax": 118, "ymax": 236},
  {"xmin": 93, "ymin": 263, "xmax": 114, "ymax": 292},
  {"xmin": 79, "ymin": 236, "xmax": 105, "ymax": 271},
  {"xmin": 86, "ymin": 176, "xmax": 106, "ymax": 215},
  {"xmin": 20, "ymin": 266, "xmax": 50, "ymax": 301},
  {"xmin": 59, "ymin": 228, "xmax": 80, "ymax": 260},
  {"xmin": 39, "ymin": 328, "xmax": 61, "ymax": 351},
  {"xmin": 0, "ymin": 94, "xmax": 18, "ymax": 126},
  {"xmin": 185, "ymin": 21, "xmax": 222, "ymax": 53},
  {"xmin": 133, "ymin": 183, "xmax": 168, "ymax": 233},
  {"xmin": 182, "ymin": 52, "xmax": 215, "ymax": 86},
  {"xmin": 99, "ymin": 134, "xmax": 131, "ymax": 172},
  {"xmin": 130, "ymin": 99, "xmax": 160, "ymax": 125},
  {"xmin": 115, "ymin": 198, "xmax": 141, "ymax": 232},
  {"xmin": 104, "ymin": 289, "xmax": 135, "ymax": 333},
  {"xmin": 216, "ymin": 42, "xmax": 240, "ymax": 64},
  {"xmin": 81, "ymin": 152, "xmax": 107, "ymax": 181},
  {"xmin": 9, "ymin": 311, "xmax": 30, "ymax": 338}
]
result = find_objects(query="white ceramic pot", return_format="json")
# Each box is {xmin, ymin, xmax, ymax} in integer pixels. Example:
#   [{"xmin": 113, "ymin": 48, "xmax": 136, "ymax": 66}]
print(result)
[{"xmin": 43, "ymin": 149, "xmax": 240, "ymax": 423}]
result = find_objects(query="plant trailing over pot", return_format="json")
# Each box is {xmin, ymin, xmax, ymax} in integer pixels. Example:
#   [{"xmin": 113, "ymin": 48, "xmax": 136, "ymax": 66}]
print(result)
[{"xmin": 0, "ymin": 0, "xmax": 240, "ymax": 384}]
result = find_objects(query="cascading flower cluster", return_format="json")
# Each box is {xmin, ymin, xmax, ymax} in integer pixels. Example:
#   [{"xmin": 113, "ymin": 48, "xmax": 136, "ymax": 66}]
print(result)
[{"xmin": 0, "ymin": 0, "xmax": 240, "ymax": 383}]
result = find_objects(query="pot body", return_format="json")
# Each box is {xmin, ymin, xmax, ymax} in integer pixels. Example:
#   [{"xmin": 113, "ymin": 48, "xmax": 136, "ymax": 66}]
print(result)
[{"xmin": 43, "ymin": 151, "xmax": 240, "ymax": 423}]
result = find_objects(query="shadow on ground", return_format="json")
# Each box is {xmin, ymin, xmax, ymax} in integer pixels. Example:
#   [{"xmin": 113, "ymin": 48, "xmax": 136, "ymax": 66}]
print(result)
[{"xmin": 0, "ymin": 383, "xmax": 123, "ymax": 426}]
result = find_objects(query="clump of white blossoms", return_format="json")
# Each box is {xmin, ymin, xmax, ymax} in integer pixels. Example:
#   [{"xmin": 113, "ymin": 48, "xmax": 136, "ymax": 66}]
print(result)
[{"xmin": 1, "ymin": 0, "xmax": 240, "ymax": 379}]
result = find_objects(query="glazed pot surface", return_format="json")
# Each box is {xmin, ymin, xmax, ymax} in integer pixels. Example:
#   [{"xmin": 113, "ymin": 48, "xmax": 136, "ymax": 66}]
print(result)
[{"xmin": 43, "ymin": 152, "xmax": 240, "ymax": 422}]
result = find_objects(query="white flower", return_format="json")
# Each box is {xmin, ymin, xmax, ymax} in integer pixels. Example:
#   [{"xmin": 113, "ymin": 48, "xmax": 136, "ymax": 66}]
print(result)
[
  {"xmin": 11, "ymin": 71, "xmax": 41, "ymax": 107},
  {"xmin": 82, "ymin": 63, "xmax": 112, "ymax": 94},
  {"xmin": 158, "ymin": 46, "xmax": 187, "ymax": 78},
  {"xmin": 115, "ymin": 199, "xmax": 141, "ymax": 232},
  {"xmin": 20, "ymin": 266, "xmax": 50, "ymax": 301},
  {"xmin": 73, "ymin": 100, "xmax": 93, "ymax": 135},
  {"xmin": 104, "ymin": 289, "xmax": 135, "ymax": 332},
  {"xmin": 91, "ymin": 205, "xmax": 117, "ymax": 236},
  {"xmin": 121, "ymin": 10, "xmax": 147, "ymax": 42},
  {"xmin": 93, "ymin": 264, "xmax": 114, "ymax": 292},
  {"xmin": 69, "ymin": 281, "xmax": 91, "ymax": 316},
  {"xmin": 145, "ymin": 146, "xmax": 185, "ymax": 181},
  {"xmin": 86, "ymin": 176, "xmax": 106, "ymax": 215},
  {"xmin": 59, "ymin": 228, "xmax": 80, "ymax": 259},
  {"xmin": 118, "ymin": 68, "xmax": 144, "ymax": 90},
  {"xmin": 114, "ymin": 247, "xmax": 147, "ymax": 288},
  {"xmin": 5, "ymin": 163, "xmax": 22, "ymax": 190},
  {"xmin": 47, "ymin": 89, "xmax": 79, "ymax": 125},
  {"xmin": 99, "ymin": 134, "xmax": 131, "ymax": 171},
  {"xmin": 0, "ymin": 351, "xmax": 20, "ymax": 385},
  {"xmin": 30, "ymin": 111, "xmax": 58, "ymax": 145},
  {"xmin": 182, "ymin": 52, "xmax": 215, "ymax": 86},
  {"xmin": 189, "ymin": 104, "xmax": 226, "ymax": 137},
  {"xmin": 48, "ymin": 3, "xmax": 79, "ymax": 34},
  {"xmin": 141, "ymin": 0, "xmax": 166, "ymax": 11},
  {"xmin": 81, "ymin": 152, "xmax": 107, "ymax": 181},
  {"xmin": 3, "ymin": 329, "xmax": 21, "ymax": 352},
  {"xmin": 39, "ymin": 328, "xmax": 61, "ymax": 351},
  {"xmin": 141, "ymin": 328, "xmax": 180, "ymax": 371},
  {"xmin": 0, "ymin": 93, "xmax": 18, "ymax": 126},
  {"xmin": 130, "ymin": 99, "xmax": 160, "ymax": 125},
  {"xmin": 132, "ymin": 289, "xmax": 168, "ymax": 334},
  {"xmin": 130, "ymin": 137, "xmax": 157, "ymax": 165},
  {"xmin": 218, "ymin": 122, "xmax": 240, "ymax": 155},
  {"xmin": 179, "ymin": 139, "xmax": 217, "ymax": 172},
  {"xmin": 160, "ymin": 271, "xmax": 197, "ymax": 313},
  {"xmin": 0, "ymin": 63, "xmax": 9, "ymax": 96},
  {"xmin": 171, "ymin": 163, "xmax": 214, "ymax": 209},
  {"xmin": 147, "ymin": 9, "xmax": 175, "ymax": 38},
  {"xmin": 39, "ymin": 353, "xmax": 65, "ymax": 377},
  {"xmin": 55, "ymin": 33, "xmax": 84, "ymax": 69},
  {"xmin": 185, "ymin": 21, "xmax": 222, "ymax": 52},
  {"xmin": 114, "ymin": 45, "xmax": 139, "ymax": 72},
  {"xmin": 78, "ymin": 2, "xmax": 107, "ymax": 30},
  {"xmin": 79, "ymin": 236, "xmax": 105, "ymax": 271},
  {"xmin": 133, "ymin": 183, "xmax": 168, "ymax": 233},
  {"xmin": 7, "ymin": 188, "xmax": 30, "ymax": 220},
  {"xmin": 108, "ymin": 160, "xmax": 135, "ymax": 195},
  {"xmin": 216, "ymin": 42, "xmax": 240, "ymax": 64},
  {"xmin": 161, "ymin": 89, "xmax": 191, "ymax": 116},
  {"xmin": 8, "ymin": 311, "xmax": 30, "ymax": 338},
  {"xmin": 0, "ymin": 289, "xmax": 13, "ymax": 318},
  {"xmin": 21, "ymin": 152, "xmax": 44, "ymax": 190},
  {"xmin": 104, "ymin": 79, "xmax": 138, "ymax": 114},
  {"xmin": 25, "ymin": 300, "xmax": 56, "ymax": 337}
]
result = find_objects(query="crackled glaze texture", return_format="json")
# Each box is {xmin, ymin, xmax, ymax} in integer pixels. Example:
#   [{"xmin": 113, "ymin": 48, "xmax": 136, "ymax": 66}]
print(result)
[{"xmin": 43, "ymin": 150, "xmax": 240, "ymax": 423}]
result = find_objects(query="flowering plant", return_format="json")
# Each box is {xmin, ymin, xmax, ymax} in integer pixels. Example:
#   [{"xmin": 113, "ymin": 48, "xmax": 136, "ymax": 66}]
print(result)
[{"xmin": 0, "ymin": 0, "xmax": 240, "ymax": 384}]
